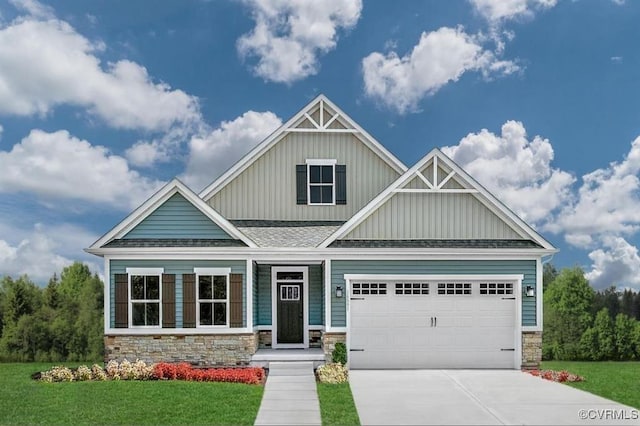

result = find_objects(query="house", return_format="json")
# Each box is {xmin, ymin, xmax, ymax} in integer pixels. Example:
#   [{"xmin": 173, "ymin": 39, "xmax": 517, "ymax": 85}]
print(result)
[{"xmin": 86, "ymin": 95, "xmax": 556, "ymax": 369}]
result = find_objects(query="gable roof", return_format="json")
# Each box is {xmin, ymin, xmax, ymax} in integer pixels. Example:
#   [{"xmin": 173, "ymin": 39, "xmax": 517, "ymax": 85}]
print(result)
[
  {"xmin": 319, "ymin": 148, "xmax": 558, "ymax": 251},
  {"xmin": 87, "ymin": 178, "xmax": 256, "ymax": 252},
  {"xmin": 199, "ymin": 94, "xmax": 408, "ymax": 201}
]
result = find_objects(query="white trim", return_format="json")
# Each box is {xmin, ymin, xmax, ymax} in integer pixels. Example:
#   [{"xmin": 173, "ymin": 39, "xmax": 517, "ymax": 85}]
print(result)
[
  {"xmin": 126, "ymin": 267, "xmax": 164, "ymax": 275},
  {"xmin": 105, "ymin": 328, "xmax": 254, "ymax": 335},
  {"xmin": 199, "ymin": 95, "xmax": 407, "ymax": 201},
  {"xmin": 305, "ymin": 158, "xmax": 337, "ymax": 165},
  {"xmin": 246, "ymin": 259, "xmax": 254, "ymax": 332},
  {"xmin": 271, "ymin": 266, "xmax": 309, "ymax": 349},
  {"xmin": 324, "ymin": 259, "xmax": 332, "ymax": 332},
  {"xmin": 104, "ymin": 256, "xmax": 110, "ymax": 334},
  {"xmin": 193, "ymin": 267, "xmax": 231, "ymax": 275},
  {"xmin": 320, "ymin": 148, "xmax": 558, "ymax": 251},
  {"xmin": 195, "ymin": 269, "xmax": 230, "ymax": 328},
  {"xmin": 88, "ymin": 178, "xmax": 257, "ymax": 249},
  {"xmin": 344, "ymin": 273, "xmax": 523, "ymax": 370},
  {"xmin": 254, "ymin": 325, "xmax": 325, "ymax": 331},
  {"xmin": 394, "ymin": 188, "xmax": 478, "ymax": 193}
]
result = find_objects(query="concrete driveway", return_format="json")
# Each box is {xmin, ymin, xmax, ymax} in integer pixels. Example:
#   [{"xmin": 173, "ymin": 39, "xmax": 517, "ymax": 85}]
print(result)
[{"xmin": 350, "ymin": 370, "xmax": 640, "ymax": 425}]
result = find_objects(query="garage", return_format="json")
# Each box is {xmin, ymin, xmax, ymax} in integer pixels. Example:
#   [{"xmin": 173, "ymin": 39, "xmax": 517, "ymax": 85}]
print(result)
[{"xmin": 348, "ymin": 278, "xmax": 520, "ymax": 369}]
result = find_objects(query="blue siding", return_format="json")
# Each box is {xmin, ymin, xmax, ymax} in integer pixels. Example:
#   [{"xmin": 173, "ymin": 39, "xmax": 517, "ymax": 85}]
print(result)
[
  {"xmin": 331, "ymin": 260, "xmax": 537, "ymax": 327},
  {"xmin": 110, "ymin": 259, "xmax": 246, "ymax": 328},
  {"xmin": 255, "ymin": 264, "xmax": 324, "ymax": 326},
  {"xmin": 123, "ymin": 193, "xmax": 233, "ymax": 239}
]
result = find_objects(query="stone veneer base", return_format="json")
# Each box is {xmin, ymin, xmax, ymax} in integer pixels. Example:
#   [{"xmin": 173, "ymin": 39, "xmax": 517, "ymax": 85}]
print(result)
[
  {"xmin": 521, "ymin": 331, "xmax": 543, "ymax": 369},
  {"xmin": 104, "ymin": 333, "xmax": 258, "ymax": 366}
]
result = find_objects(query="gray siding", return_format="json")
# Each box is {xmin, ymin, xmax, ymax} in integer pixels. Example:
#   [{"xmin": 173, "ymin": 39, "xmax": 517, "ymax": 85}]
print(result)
[
  {"xmin": 252, "ymin": 262, "xmax": 258, "ymax": 327},
  {"xmin": 123, "ymin": 193, "xmax": 232, "ymax": 239},
  {"xmin": 331, "ymin": 260, "xmax": 537, "ymax": 327},
  {"xmin": 110, "ymin": 260, "xmax": 245, "ymax": 328},
  {"xmin": 344, "ymin": 193, "xmax": 522, "ymax": 240},
  {"xmin": 255, "ymin": 264, "xmax": 324, "ymax": 326},
  {"xmin": 208, "ymin": 132, "xmax": 400, "ymax": 220}
]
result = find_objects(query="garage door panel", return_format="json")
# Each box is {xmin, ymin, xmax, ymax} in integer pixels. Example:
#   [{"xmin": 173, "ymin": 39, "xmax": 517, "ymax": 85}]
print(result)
[{"xmin": 349, "ymin": 279, "xmax": 518, "ymax": 369}]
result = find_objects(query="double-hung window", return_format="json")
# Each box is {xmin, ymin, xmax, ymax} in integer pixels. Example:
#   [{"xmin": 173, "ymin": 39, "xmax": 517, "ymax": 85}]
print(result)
[
  {"xmin": 195, "ymin": 268, "xmax": 230, "ymax": 327},
  {"xmin": 307, "ymin": 159, "xmax": 336, "ymax": 205},
  {"xmin": 127, "ymin": 268, "xmax": 163, "ymax": 327}
]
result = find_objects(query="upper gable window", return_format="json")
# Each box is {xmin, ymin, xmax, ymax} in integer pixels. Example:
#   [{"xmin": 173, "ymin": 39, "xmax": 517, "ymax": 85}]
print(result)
[
  {"xmin": 308, "ymin": 159, "xmax": 336, "ymax": 205},
  {"xmin": 296, "ymin": 160, "xmax": 347, "ymax": 206}
]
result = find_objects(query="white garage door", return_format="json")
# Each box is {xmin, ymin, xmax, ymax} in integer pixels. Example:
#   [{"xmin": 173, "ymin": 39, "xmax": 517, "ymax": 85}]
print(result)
[{"xmin": 349, "ymin": 280, "xmax": 518, "ymax": 369}]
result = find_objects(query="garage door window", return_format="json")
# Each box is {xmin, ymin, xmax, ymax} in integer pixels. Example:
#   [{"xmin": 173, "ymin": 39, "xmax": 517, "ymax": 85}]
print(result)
[
  {"xmin": 437, "ymin": 282, "xmax": 471, "ymax": 295},
  {"xmin": 352, "ymin": 283, "xmax": 387, "ymax": 295},
  {"xmin": 479, "ymin": 282, "xmax": 513, "ymax": 295},
  {"xmin": 395, "ymin": 283, "xmax": 429, "ymax": 295}
]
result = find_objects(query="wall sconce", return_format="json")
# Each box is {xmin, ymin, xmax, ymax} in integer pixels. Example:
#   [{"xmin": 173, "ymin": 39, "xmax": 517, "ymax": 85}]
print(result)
[
  {"xmin": 335, "ymin": 286, "xmax": 343, "ymax": 298},
  {"xmin": 524, "ymin": 285, "xmax": 535, "ymax": 297}
]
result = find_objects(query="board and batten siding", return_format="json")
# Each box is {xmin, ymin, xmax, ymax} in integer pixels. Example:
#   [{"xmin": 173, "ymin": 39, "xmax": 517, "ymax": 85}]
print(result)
[
  {"xmin": 109, "ymin": 260, "xmax": 246, "ymax": 328},
  {"xmin": 123, "ymin": 193, "xmax": 232, "ymax": 239},
  {"xmin": 344, "ymin": 193, "xmax": 522, "ymax": 240},
  {"xmin": 208, "ymin": 132, "xmax": 400, "ymax": 220},
  {"xmin": 331, "ymin": 260, "xmax": 537, "ymax": 327},
  {"xmin": 255, "ymin": 264, "xmax": 324, "ymax": 326}
]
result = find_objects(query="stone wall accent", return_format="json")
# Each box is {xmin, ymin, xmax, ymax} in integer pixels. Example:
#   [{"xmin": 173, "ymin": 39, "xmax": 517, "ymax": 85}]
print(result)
[
  {"xmin": 309, "ymin": 330, "xmax": 322, "ymax": 348},
  {"xmin": 321, "ymin": 332, "xmax": 346, "ymax": 362},
  {"xmin": 258, "ymin": 331, "xmax": 272, "ymax": 348},
  {"xmin": 104, "ymin": 333, "xmax": 258, "ymax": 366},
  {"xmin": 522, "ymin": 331, "xmax": 542, "ymax": 369}
]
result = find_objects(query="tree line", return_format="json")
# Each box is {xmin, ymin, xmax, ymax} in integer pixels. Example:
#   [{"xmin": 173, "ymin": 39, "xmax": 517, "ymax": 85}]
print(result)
[
  {"xmin": 543, "ymin": 265, "xmax": 640, "ymax": 360},
  {"xmin": 0, "ymin": 263, "xmax": 103, "ymax": 362}
]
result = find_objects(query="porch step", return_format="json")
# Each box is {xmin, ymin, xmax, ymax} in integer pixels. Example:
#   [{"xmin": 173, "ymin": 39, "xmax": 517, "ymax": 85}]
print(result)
[{"xmin": 251, "ymin": 349, "xmax": 326, "ymax": 369}]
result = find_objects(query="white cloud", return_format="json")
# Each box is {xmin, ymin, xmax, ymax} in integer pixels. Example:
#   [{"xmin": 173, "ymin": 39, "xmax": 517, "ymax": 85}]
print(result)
[
  {"xmin": 362, "ymin": 26, "xmax": 519, "ymax": 114},
  {"xmin": 0, "ymin": 129, "xmax": 163, "ymax": 209},
  {"xmin": 182, "ymin": 111, "xmax": 282, "ymax": 192},
  {"xmin": 237, "ymin": 0, "xmax": 362, "ymax": 83},
  {"xmin": 8, "ymin": 0, "xmax": 54, "ymax": 19},
  {"xmin": 469, "ymin": 0, "xmax": 557, "ymax": 23},
  {"xmin": 0, "ymin": 11, "xmax": 199, "ymax": 131},
  {"xmin": 442, "ymin": 120, "xmax": 574, "ymax": 224},
  {"xmin": 548, "ymin": 136, "xmax": 640, "ymax": 247},
  {"xmin": 585, "ymin": 236, "xmax": 640, "ymax": 289},
  {"xmin": 0, "ymin": 222, "xmax": 101, "ymax": 284}
]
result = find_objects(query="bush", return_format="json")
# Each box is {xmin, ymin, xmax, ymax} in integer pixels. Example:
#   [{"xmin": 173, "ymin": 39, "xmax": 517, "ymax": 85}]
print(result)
[
  {"xmin": 528, "ymin": 369, "xmax": 584, "ymax": 383},
  {"xmin": 152, "ymin": 363, "xmax": 264, "ymax": 385},
  {"xmin": 74, "ymin": 365, "xmax": 92, "ymax": 381},
  {"xmin": 332, "ymin": 342, "xmax": 347, "ymax": 365},
  {"xmin": 316, "ymin": 363, "xmax": 348, "ymax": 384},
  {"xmin": 40, "ymin": 366, "xmax": 74, "ymax": 383}
]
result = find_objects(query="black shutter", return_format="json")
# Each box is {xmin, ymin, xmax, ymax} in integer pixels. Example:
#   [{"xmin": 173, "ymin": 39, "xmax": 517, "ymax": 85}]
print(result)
[
  {"xmin": 336, "ymin": 164, "xmax": 347, "ymax": 205},
  {"xmin": 162, "ymin": 274, "xmax": 176, "ymax": 328},
  {"xmin": 229, "ymin": 274, "xmax": 243, "ymax": 328},
  {"xmin": 296, "ymin": 164, "xmax": 307, "ymax": 205},
  {"xmin": 183, "ymin": 274, "xmax": 196, "ymax": 328},
  {"xmin": 114, "ymin": 274, "xmax": 128, "ymax": 328}
]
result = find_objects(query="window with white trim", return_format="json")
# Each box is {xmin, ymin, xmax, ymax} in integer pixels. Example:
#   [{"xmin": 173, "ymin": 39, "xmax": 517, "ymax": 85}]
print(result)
[
  {"xmin": 395, "ymin": 282, "xmax": 429, "ymax": 295},
  {"xmin": 196, "ymin": 269, "xmax": 229, "ymax": 326},
  {"xmin": 437, "ymin": 282, "xmax": 471, "ymax": 295},
  {"xmin": 479, "ymin": 282, "xmax": 513, "ymax": 295},
  {"xmin": 352, "ymin": 283, "xmax": 387, "ymax": 295},
  {"xmin": 128, "ymin": 271, "xmax": 162, "ymax": 327},
  {"xmin": 307, "ymin": 159, "xmax": 336, "ymax": 205}
]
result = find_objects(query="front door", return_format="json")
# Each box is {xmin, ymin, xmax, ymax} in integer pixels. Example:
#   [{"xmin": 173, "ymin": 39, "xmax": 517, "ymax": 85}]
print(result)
[{"xmin": 272, "ymin": 267, "xmax": 308, "ymax": 348}]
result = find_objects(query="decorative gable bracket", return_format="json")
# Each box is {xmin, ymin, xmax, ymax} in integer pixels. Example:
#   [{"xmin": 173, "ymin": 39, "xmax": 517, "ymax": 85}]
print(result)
[
  {"xmin": 285, "ymin": 98, "xmax": 357, "ymax": 133},
  {"xmin": 394, "ymin": 156, "xmax": 478, "ymax": 194}
]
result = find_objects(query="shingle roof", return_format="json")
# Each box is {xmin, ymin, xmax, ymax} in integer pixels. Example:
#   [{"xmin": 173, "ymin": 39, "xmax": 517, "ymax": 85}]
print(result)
[
  {"xmin": 231, "ymin": 220, "xmax": 345, "ymax": 247},
  {"xmin": 329, "ymin": 239, "xmax": 543, "ymax": 249},
  {"xmin": 103, "ymin": 238, "xmax": 247, "ymax": 248}
]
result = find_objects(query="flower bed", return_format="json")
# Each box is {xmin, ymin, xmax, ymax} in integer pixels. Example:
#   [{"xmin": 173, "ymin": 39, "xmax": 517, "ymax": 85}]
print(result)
[
  {"xmin": 36, "ymin": 360, "xmax": 264, "ymax": 385},
  {"xmin": 528, "ymin": 369, "xmax": 584, "ymax": 383}
]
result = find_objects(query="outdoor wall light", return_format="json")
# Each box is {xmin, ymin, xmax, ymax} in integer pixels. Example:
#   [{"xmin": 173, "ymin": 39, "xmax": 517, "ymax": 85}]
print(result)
[
  {"xmin": 525, "ymin": 285, "xmax": 535, "ymax": 297},
  {"xmin": 335, "ymin": 286, "xmax": 343, "ymax": 298}
]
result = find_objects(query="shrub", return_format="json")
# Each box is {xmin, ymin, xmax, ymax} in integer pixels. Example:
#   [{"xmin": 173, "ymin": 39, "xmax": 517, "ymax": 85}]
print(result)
[
  {"xmin": 40, "ymin": 366, "xmax": 74, "ymax": 383},
  {"xmin": 528, "ymin": 369, "xmax": 584, "ymax": 383},
  {"xmin": 74, "ymin": 365, "xmax": 92, "ymax": 381},
  {"xmin": 91, "ymin": 364, "xmax": 107, "ymax": 381},
  {"xmin": 332, "ymin": 342, "xmax": 347, "ymax": 365},
  {"xmin": 316, "ymin": 363, "xmax": 348, "ymax": 384},
  {"xmin": 152, "ymin": 363, "xmax": 264, "ymax": 385}
]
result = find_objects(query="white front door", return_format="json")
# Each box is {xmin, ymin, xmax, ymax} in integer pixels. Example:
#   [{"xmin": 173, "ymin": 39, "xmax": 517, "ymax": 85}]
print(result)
[{"xmin": 349, "ymin": 280, "xmax": 519, "ymax": 369}]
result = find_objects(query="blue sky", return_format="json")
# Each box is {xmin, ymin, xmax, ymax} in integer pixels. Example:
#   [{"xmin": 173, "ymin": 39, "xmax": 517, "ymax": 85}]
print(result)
[{"xmin": 1, "ymin": 0, "xmax": 639, "ymax": 290}]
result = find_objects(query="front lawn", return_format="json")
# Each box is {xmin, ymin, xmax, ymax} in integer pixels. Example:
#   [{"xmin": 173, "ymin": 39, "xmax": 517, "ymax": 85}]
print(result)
[
  {"xmin": 0, "ymin": 363, "xmax": 264, "ymax": 425},
  {"xmin": 317, "ymin": 382, "xmax": 360, "ymax": 425},
  {"xmin": 541, "ymin": 361, "xmax": 640, "ymax": 409}
]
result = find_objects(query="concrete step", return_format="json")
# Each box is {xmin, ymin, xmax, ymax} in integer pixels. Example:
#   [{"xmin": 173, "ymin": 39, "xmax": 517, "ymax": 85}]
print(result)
[{"xmin": 251, "ymin": 349, "xmax": 325, "ymax": 369}]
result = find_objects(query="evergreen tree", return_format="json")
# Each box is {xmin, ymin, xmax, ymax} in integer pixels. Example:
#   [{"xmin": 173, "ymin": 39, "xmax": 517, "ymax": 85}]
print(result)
[{"xmin": 614, "ymin": 313, "xmax": 636, "ymax": 360}]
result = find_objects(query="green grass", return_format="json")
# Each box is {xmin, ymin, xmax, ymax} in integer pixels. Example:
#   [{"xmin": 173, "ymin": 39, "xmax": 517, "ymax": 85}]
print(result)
[
  {"xmin": 317, "ymin": 382, "xmax": 360, "ymax": 425},
  {"xmin": 0, "ymin": 363, "xmax": 264, "ymax": 425},
  {"xmin": 541, "ymin": 361, "xmax": 640, "ymax": 409}
]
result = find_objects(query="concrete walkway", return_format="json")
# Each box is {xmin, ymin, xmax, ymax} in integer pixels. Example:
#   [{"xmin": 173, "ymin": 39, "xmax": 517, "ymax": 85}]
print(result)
[{"xmin": 254, "ymin": 362, "xmax": 321, "ymax": 425}]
